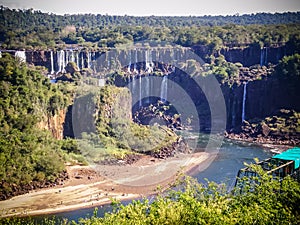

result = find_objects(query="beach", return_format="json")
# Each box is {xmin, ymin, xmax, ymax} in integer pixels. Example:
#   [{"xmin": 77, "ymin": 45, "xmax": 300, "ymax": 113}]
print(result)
[{"xmin": 0, "ymin": 152, "xmax": 213, "ymax": 218}]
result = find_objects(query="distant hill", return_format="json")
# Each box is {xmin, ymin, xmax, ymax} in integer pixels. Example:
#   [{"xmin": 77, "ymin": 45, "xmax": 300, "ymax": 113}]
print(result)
[
  {"xmin": 1, "ymin": 6, "xmax": 299, "ymax": 29},
  {"xmin": 0, "ymin": 6, "xmax": 299, "ymax": 50}
]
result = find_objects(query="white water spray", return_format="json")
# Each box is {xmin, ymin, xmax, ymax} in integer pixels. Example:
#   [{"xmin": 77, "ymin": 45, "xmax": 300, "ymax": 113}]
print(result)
[
  {"xmin": 242, "ymin": 82, "xmax": 247, "ymax": 122},
  {"xmin": 76, "ymin": 51, "xmax": 79, "ymax": 69},
  {"xmin": 145, "ymin": 75, "xmax": 150, "ymax": 103},
  {"xmin": 134, "ymin": 50, "xmax": 137, "ymax": 73},
  {"xmin": 81, "ymin": 53, "xmax": 84, "ymax": 69},
  {"xmin": 50, "ymin": 51, "xmax": 54, "ymax": 74},
  {"xmin": 128, "ymin": 50, "xmax": 131, "ymax": 73},
  {"xmin": 15, "ymin": 51, "xmax": 26, "ymax": 62},
  {"xmin": 139, "ymin": 75, "xmax": 142, "ymax": 108},
  {"xmin": 57, "ymin": 50, "xmax": 65, "ymax": 73},
  {"xmin": 160, "ymin": 76, "xmax": 168, "ymax": 102}
]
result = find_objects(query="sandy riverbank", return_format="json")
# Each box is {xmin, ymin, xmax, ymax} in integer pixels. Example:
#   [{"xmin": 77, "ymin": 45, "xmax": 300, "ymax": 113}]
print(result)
[{"xmin": 0, "ymin": 152, "xmax": 212, "ymax": 218}]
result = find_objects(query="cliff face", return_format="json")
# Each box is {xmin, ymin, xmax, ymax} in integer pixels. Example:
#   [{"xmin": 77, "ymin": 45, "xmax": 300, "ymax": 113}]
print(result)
[
  {"xmin": 16, "ymin": 45, "xmax": 300, "ymax": 133},
  {"xmin": 116, "ymin": 71, "xmax": 299, "ymax": 132},
  {"xmin": 192, "ymin": 44, "xmax": 294, "ymax": 66},
  {"xmin": 25, "ymin": 51, "xmax": 51, "ymax": 70},
  {"xmin": 37, "ymin": 109, "xmax": 67, "ymax": 140},
  {"xmin": 223, "ymin": 76, "xmax": 300, "ymax": 130},
  {"xmin": 22, "ymin": 44, "xmax": 292, "ymax": 74}
]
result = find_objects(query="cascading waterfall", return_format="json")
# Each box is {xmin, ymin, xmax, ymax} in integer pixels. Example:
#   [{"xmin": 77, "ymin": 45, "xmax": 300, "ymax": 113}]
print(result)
[
  {"xmin": 134, "ymin": 49, "xmax": 137, "ymax": 73},
  {"xmin": 160, "ymin": 76, "xmax": 168, "ymax": 102},
  {"xmin": 260, "ymin": 48, "xmax": 264, "ymax": 66},
  {"xmin": 260, "ymin": 47, "xmax": 268, "ymax": 66},
  {"xmin": 139, "ymin": 75, "xmax": 142, "ymax": 108},
  {"xmin": 128, "ymin": 50, "xmax": 131, "ymax": 73},
  {"xmin": 66, "ymin": 51, "xmax": 69, "ymax": 65},
  {"xmin": 81, "ymin": 53, "xmax": 84, "ymax": 69},
  {"xmin": 50, "ymin": 51, "xmax": 54, "ymax": 74},
  {"xmin": 57, "ymin": 50, "xmax": 65, "ymax": 73},
  {"xmin": 131, "ymin": 75, "xmax": 135, "ymax": 95},
  {"xmin": 15, "ymin": 50, "xmax": 26, "ymax": 62},
  {"xmin": 0, "ymin": 51, "xmax": 2, "ymax": 58},
  {"xmin": 148, "ymin": 49, "xmax": 153, "ymax": 73},
  {"xmin": 241, "ymin": 82, "xmax": 247, "ymax": 122},
  {"xmin": 145, "ymin": 50, "xmax": 150, "ymax": 72},
  {"xmin": 87, "ymin": 51, "xmax": 91, "ymax": 69},
  {"xmin": 70, "ymin": 50, "xmax": 75, "ymax": 62},
  {"xmin": 145, "ymin": 75, "xmax": 150, "ymax": 103},
  {"xmin": 76, "ymin": 51, "xmax": 79, "ymax": 69}
]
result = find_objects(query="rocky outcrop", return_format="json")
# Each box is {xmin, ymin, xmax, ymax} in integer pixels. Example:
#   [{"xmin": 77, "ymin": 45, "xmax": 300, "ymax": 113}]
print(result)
[
  {"xmin": 37, "ymin": 109, "xmax": 67, "ymax": 140},
  {"xmin": 225, "ymin": 109, "xmax": 300, "ymax": 145},
  {"xmin": 26, "ymin": 50, "xmax": 51, "ymax": 70},
  {"xmin": 151, "ymin": 137, "xmax": 190, "ymax": 159},
  {"xmin": 192, "ymin": 44, "xmax": 296, "ymax": 66}
]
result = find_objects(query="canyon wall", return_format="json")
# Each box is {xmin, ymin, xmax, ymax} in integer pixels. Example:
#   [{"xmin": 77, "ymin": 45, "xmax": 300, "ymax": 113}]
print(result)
[
  {"xmin": 37, "ymin": 109, "xmax": 67, "ymax": 140},
  {"xmin": 192, "ymin": 44, "xmax": 293, "ymax": 66},
  {"xmin": 4, "ymin": 44, "xmax": 294, "ymax": 75},
  {"xmin": 5, "ymin": 44, "xmax": 299, "ymax": 134}
]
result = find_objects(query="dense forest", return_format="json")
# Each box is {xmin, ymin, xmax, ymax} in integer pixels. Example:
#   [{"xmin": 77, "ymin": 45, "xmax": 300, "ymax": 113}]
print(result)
[
  {"xmin": 0, "ymin": 7, "xmax": 300, "ymax": 50},
  {"xmin": 0, "ymin": 6, "xmax": 300, "ymax": 224},
  {"xmin": 0, "ymin": 54, "xmax": 80, "ymax": 199}
]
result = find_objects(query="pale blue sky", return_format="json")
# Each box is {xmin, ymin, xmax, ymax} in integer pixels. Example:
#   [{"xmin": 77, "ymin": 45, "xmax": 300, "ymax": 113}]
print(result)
[{"xmin": 0, "ymin": 0, "xmax": 299, "ymax": 16}]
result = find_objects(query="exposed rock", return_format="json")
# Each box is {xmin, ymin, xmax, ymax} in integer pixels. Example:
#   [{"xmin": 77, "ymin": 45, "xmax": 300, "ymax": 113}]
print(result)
[
  {"xmin": 261, "ymin": 123, "xmax": 271, "ymax": 136},
  {"xmin": 37, "ymin": 109, "xmax": 67, "ymax": 140},
  {"xmin": 226, "ymin": 109, "xmax": 300, "ymax": 146},
  {"xmin": 151, "ymin": 137, "xmax": 190, "ymax": 159}
]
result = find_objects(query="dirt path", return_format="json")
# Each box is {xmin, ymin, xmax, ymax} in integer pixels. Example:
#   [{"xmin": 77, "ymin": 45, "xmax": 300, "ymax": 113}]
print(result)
[{"xmin": 0, "ymin": 152, "xmax": 212, "ymax": 218}]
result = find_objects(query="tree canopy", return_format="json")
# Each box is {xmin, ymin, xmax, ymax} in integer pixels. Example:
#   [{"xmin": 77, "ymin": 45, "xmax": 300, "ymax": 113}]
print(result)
[{"xmin": 0, "ymin": 7, "xmax": 299, "ymax": 50}]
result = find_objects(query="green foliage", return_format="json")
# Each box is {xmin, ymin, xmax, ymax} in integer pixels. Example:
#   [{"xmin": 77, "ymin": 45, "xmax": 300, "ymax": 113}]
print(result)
[
  {"xmin": 74, "ymin": 86, "xmax": 177, "ymax": 163},
  {"xmin": 59, "ymin": 138, "xmax": 80, "ymax": 154},
  {"xmin": 275, "ymin": 53, "xmax": 300, "ymax": 79},
  {"xmin": 72, "ymin": 170, "xmax": 300, "ymax": 224},
  {"xmin": 0, "ymin": 7, "xmax": 299, "ymax": 49},
  {"xmin": 2, "ymin": 167, "xmax": 300, "ymax": 224},
  {"xmin": 202, "ymin": 56, "xmax": 240, "ymax": 86},
  {"xmin": 243, "ymin": 109, "xmax": 300, "ymax": 139},
  {"xmin": 0, "ymin": 54, "xmax": 71, "ymax": 194}
]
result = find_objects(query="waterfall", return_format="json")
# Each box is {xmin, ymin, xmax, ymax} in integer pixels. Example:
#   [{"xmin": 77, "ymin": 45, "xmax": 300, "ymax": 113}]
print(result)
[
  {"xmin": 145, "ymin": 75, "xmax": 150, "ymax": 103},
  {"xmin": 76, "ymin": 51, "xmax": 79, "ymax": 69},
  {"xmin": 66, "ymin": 51, "xmax": 69, "ymax": 65},
  {"xmin": 57, "ymin": 50, "xmax": 65, "ymax": 73},
  {"xmin": 241, "ymin": 82, "xmax": 247, "ymax": 122},
  {"xmin": 0, "ymin": 51, "xmax": 2, "ymax": 58},
  {"xmin": 131, "ymin": 75, "xmax": 135, "ymax": 95},
  {"xmin": 160, "ymin": 76, "xmax": 168, "ymax": 102},
  {"xmin": 148, "ymin": 49, "xmax": 153, "ymax": 73},
  {"xmin": 134, "ymin": 50, "xmax": 137, "ymax": 73},
  {"xmin": 139, "ymin": 75, "xmax": 142, "ymax": 108},
  {"xmin": 50, "ymin": 51, "xmax": 54, "ymax": 74},
  {"xmin": 128, "ymin": 50, "xmax": 131, "ymax": 73},
  {"xmin": 81, "ymin": 53, "xmax": 84, "ymax": 69},
  {"xmin": 260, "ymin": 48, "xmax": 264, "ymax": 66},
  {"xmin": 15, "ymin": 50, "xmax": 26, "ymax": 62},
  {"xmin": 87, "ymin": 51, "xmax": 91, "ymax": 69},
  {"xmin": 145, "ymin": 50, "xmax": 150, "ymax": 72}
]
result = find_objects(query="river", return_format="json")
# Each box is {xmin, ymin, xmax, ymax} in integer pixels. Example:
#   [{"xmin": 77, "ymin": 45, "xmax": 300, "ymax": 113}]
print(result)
[{"xmin": 32, "ymin": 137, "xmax": 273, "ymax": 223}]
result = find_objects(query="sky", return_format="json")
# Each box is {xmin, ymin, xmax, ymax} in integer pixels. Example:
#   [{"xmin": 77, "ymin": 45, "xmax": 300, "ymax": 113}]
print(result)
[{"xmin": 0, "ymin": 0, "xmax": 299, "ymax": 16}]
